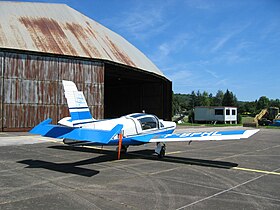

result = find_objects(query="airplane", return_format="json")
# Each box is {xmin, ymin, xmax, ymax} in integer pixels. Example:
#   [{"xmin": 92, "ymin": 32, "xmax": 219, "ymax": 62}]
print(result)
[{"xmin": 30, "ymin": 80, "xmax": 259, "ymax": 159}]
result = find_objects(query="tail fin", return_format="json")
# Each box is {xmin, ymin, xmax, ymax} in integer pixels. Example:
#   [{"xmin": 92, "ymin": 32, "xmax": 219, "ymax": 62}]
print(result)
[{"xmin": 62, "ymin": 80, "xmax": 95, "ymax": 126}]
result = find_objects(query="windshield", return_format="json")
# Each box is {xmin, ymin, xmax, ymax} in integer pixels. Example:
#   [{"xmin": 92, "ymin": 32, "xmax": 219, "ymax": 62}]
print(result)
[{"xmin": 138, "ymin": 116, "xmax": 158, "ymax": 130}]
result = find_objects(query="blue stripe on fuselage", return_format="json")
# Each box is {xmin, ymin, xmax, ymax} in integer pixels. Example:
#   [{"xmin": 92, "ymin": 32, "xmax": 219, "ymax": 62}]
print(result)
[
  {"xmin": 81, "ymin": 127, "xmax": 175, "ymax": 146},
  {"xmin": 72, "ymin": 120, "xmax": 95, "ymax": 126}
]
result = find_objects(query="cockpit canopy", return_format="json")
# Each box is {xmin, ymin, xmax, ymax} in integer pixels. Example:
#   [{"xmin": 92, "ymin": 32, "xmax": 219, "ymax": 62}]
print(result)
[{"xmin": 126, "ymin": 113, "xmax": 164, "ymax": 130}]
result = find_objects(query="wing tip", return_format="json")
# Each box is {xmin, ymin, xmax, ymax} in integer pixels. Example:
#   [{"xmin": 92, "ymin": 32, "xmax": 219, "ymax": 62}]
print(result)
[{"xmin": 243, "ymin": 129, "xmax": 260, "ymax": 138}]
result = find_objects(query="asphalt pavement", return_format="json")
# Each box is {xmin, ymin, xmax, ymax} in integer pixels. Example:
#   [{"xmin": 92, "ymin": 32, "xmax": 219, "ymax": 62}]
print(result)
[{"xmin": 0, "ymin": 127, "xmax": 279, "ymax": 209}]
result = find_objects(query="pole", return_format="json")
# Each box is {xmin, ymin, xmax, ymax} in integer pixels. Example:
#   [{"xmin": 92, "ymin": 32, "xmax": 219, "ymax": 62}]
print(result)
[{"xmin": 117, "ymin": 133, "xmax": 123, "ymax": 160}]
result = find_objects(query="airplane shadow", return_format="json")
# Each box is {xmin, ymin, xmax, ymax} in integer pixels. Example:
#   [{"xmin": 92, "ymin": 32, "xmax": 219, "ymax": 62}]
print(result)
[
  {"xmin": 47, "ymin": 145, "xmax": 238, "ymax": 169},
  {"xmin": 18, "ymin": 159, "xmax": 100, "ymax": 177}
]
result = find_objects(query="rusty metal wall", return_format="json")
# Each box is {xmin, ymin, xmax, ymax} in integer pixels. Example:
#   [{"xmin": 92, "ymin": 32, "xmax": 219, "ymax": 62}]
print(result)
[
  {"xmin": 1, "ymin": 51, "xmax": 104, "ymax": 131},
  {"xmin": 0, "ymin": 53, "xmax": 3, "ymax": 130}
]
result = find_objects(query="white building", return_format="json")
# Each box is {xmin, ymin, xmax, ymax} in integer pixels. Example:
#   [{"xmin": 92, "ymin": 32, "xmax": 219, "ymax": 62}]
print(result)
[{"xmin": 194, "ymin": 106, "xmax": 238, "ymax": 124}]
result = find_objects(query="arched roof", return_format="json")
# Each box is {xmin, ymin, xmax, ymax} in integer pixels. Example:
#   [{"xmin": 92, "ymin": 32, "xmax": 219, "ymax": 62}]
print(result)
[{"xmin": 0, "ymin": 1, "xmax": 166, "ymax": 78}]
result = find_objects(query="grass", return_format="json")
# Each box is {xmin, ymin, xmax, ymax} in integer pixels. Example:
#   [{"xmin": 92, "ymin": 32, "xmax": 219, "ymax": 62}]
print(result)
[
  {"xmin": 263, "ymin": 125, "xmax": 280, "ymax": 129},
  {"xmin": 177, "ymin": 122, "xmax": 242, "ymax": 127},
  {"xmin": 177, "ymin": 123, "xmax": 280, "ymax": 129},
  {"xmin": 175, "ymin": 116, "xmax": 280, "ymax": 129}
]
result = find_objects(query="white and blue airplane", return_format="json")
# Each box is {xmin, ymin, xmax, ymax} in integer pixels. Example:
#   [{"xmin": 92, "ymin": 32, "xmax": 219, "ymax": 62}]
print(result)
[{"xmin": 30, "ymin": 80, "xmax": 259, "ymax": 159}]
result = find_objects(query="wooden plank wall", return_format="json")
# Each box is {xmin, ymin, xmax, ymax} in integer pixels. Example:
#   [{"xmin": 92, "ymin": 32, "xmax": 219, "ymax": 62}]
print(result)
[
  {"xmin": 1, "ymin": 52, "xmax": 104, "ymax": 131},
  {"xmin": 0, "ymin": 53, "xmax": 3, "ymax": 130}
]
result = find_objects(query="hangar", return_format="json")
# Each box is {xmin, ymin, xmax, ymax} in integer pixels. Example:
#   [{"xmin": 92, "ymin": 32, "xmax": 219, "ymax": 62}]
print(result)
[{"xmin": 0, "ymin": 2, "xmax": 172, "ymax": 131}]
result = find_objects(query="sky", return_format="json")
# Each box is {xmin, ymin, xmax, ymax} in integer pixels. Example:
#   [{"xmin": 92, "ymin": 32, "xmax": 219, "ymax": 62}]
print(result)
[{"xmin": 8, "ymin": 0, "xmax": 280, "ymax": 101}]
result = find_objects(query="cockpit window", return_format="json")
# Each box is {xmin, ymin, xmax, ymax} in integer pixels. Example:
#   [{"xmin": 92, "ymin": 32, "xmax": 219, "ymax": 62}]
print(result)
[
  {"xmin": 129, "ymin": 113, "xmax": 146, "ymax": 118},
  {"xmin": 138, "ymin": 117, "xmax": 158, "ymax": 130}
]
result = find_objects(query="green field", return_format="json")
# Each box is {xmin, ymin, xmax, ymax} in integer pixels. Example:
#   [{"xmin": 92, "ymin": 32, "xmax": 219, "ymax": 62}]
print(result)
[{"xmin": 175, "ymin": 116, "xmax": 280, "ymax": 129}]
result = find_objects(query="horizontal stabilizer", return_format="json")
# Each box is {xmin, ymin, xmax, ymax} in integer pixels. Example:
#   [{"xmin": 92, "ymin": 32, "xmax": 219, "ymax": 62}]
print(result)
[
  {"xmin": 131, "ymin": 129, "xmax": 259, "ymax": 143},
  {"xmin": 30, "ymin": 119, "xmax": 123, "ymax": 144}
]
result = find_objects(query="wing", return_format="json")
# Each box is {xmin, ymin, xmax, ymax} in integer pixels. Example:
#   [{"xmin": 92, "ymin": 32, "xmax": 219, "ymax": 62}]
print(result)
[
  {"xmin": 131, "ymin": 129, "xmax": 259, "ymax": 143},
  {"xmin": 30, "ymin": 118, "xmax": 123, "ymax": 144}
]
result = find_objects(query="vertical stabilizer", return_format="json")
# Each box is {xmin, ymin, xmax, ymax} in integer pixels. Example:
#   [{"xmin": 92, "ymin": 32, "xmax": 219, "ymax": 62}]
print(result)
[{"xmin": 62, "ymin": 80, "xmax": 95, "ymax": 126}]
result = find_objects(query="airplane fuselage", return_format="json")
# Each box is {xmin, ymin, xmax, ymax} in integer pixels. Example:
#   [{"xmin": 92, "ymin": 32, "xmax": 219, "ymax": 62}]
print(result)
[{"xmin": 60, "ymin": 113, "xmax": 176, "ymax": 146}]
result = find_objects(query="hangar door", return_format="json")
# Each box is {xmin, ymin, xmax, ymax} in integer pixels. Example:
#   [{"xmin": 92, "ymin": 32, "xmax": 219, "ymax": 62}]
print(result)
[{"xmin": 104, "ymin": 64, "xmax": 172, "ymax": 120}]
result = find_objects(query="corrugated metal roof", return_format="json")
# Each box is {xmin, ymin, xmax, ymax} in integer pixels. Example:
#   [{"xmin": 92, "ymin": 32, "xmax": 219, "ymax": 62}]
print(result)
[{"xmin": 0, "ymin": 1, "xmax": 166, "ymax": 78}]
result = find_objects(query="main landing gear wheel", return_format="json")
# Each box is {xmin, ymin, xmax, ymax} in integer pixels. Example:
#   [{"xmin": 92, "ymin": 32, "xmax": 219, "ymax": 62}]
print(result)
[
  {"xmin": 116, "ymin": 145, "xmax": 129, "ymax": 154},
  {"xmin": 158, "ymin": 146, "xmax": 166, "ymax": 159},
  {"xmin": 155, "ymin": 143, "xmax": 166, "ymax": 159}
]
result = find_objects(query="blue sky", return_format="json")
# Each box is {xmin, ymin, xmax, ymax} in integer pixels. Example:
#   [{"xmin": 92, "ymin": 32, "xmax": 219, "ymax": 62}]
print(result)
[{"xmin": 10, "ymin": 0, "xmax": 280, "ymax": 101}]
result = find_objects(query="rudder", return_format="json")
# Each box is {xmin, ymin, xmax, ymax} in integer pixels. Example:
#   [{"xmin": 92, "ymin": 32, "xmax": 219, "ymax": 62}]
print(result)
[{"xmin": 62, "ymin": 80, "xmax": 95, "ymax": 126}]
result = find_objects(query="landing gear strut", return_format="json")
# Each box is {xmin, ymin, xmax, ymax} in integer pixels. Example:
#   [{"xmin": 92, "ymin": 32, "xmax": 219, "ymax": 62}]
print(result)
[{"xmin": 155, "ymin": 142, "xmax": 166, "ymax": 159}]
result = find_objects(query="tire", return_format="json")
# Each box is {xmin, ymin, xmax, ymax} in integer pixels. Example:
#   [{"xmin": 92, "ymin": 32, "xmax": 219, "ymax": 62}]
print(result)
[
  {"xmin": 121, "ymin": 145, "xmax": 128, "ymax": 154},
  {"xmin": 158, "ymin": 146, "xmax": 166, "ymax": 159}
]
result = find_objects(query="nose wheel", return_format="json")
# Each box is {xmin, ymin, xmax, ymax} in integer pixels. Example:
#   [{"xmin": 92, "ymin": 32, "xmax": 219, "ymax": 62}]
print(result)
[{"xmin": 155, "ymin": 143, "xmax": 166, "ymax": 159}]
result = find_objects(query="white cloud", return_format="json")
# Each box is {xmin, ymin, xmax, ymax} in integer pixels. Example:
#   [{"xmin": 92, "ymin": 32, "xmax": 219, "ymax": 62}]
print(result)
[
  {"xmin": 120, "ymin": 10, "xmax": 161, "ymax": 33},
  {"xmin": 259, "ymin": 20, "xmax": 280, "ymax": 41},
  {"xmin": 211, "ymin": 34, "xmax": 233, "ymax": 52},
  {"xmin": 168, "ymin": 70, "xmax": 192, "ymax": 84},
  {"xmin": 214, "ymin": 79, "xmax": 229, "ymax": 86},
  {"xmin": 205, "ymin": 69, "xmax": 218, "ymax": 78},
  {"xmin": 215, "ymin": 40, "xmax": 253, "ymax": 64},
  {"xmin": 151, "ymin": 33, "xmax": 191, "ymax": 65},
  {"xmin": 158, "ymin": 43, "xmax": 170, "ymax": 57},
  {"xmin": 107, "ymin": 1, "xmax": 172, "ymax": 41},
  {"xmin": 210, "ymin": 22, "xmax": 251, "ymax": 53},
  {"xmin": 161, "ymin": 60, "xmax": 233, "ymax": 94}
]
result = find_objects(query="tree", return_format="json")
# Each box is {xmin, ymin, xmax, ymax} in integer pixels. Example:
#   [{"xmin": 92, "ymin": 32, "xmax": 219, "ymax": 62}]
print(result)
[
  {"xmin": 257, "ymin": 96, "xmax": 270, "ymax": 111},
  {"xmin": 270, "ymin": 99, "xmax": 280, "ymax": 108},
  {"xmin": 172, "ymin": 93, "xmax": 179, "ymax": 116},
  {"xmin": 208, "ymin": 93, "xmax": 214, "ymax": 106},
  {"xmin": 201, "ymin": 91, "xmax": 210, "ymax": 106},
  {"xmin": 189, "ymin": 91, "xmax": 196, "ymax": 109},
  {"xmin": 222, "ymin": 89, "xmax": 236, "ymax": 106},
  {"xmin": 172, "ymin": 89, "xmax": 279, "ymax": 118},
  {"xmin": 196, "ymin": 90, "xmax": 202, "ymax": 106},
  {"xmin": 212, "ymin": 90, "xmax": 224, "ymax": 106},
  {"xmin": 173, "ymin": 93, "xmax": 192, "ymax": 115},
  {"xmin": 238, "ymin": 101, "xmax": 257, "ymax": 115}
]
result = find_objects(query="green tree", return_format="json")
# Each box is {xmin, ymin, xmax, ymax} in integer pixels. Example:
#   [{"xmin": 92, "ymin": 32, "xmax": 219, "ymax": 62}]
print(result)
[
  {"xmin": 189, "ymin": 91, "xmax": 196, "ymax": 109},
  {"xmin": 196, "ymin": 90, "xmax": 202, "ymax": 106},
  {"xmin": 172, "ymin": 89, "xmax": 279, "ymax": 118},
  {"xmin": 208, "ymin": 93, "xmax": 214, "ymax": 106},
  {"xmin": 257, "ymin": 96, "xmax": 270, "ymax": 111},
  {"xmin": 222, "ymin": 89, "xmax": 236, "ymax": 106},
  {"xmin": 201, "ymin": 91, "xmax": 210, "ymax": 106},
  {"xmin": 250, "ymin": 100, "xmax": 258, "ymax": 115},
  {"xmin": 172, "ymin": 93, "xmax": 179, "ymax": 115},
  {"xmin": 212, "ymin": 90, "xmax": 224, "ymax": 106},
  {"xmin": 270, "ymin": 99, "xmax": 280, "ymax": 108}
]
